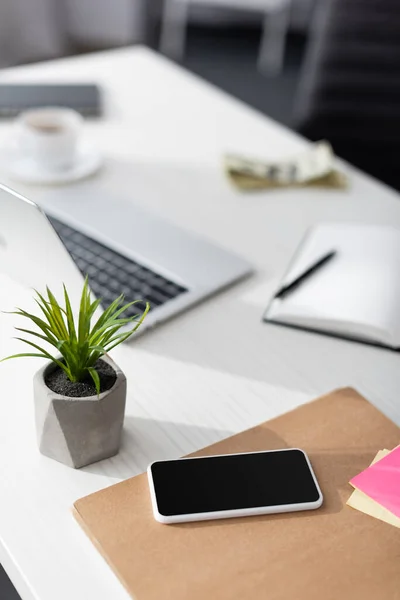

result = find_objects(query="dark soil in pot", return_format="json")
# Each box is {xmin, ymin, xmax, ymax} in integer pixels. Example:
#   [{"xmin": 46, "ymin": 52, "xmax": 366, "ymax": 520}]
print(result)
[{"xmin": 45, "ymin": 359, "xmax": 117, "ymax": 397}]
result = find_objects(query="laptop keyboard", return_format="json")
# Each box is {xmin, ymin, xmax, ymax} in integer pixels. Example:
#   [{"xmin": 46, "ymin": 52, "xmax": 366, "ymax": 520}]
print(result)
[{"xmin": 48, "ymin": 216, "xmax": 188, "ymax": 317}]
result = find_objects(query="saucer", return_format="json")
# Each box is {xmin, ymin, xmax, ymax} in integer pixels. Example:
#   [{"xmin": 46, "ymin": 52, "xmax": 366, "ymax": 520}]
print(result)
[{"xmin": 1, "ymin": 143, "xmax": 102, "ymax": 185}]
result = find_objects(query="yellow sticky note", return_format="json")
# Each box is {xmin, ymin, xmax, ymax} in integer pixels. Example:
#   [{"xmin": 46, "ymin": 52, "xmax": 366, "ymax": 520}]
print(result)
[{"xmin": 347, "ymin": 449, "xmax": 400, "ymax": 529}]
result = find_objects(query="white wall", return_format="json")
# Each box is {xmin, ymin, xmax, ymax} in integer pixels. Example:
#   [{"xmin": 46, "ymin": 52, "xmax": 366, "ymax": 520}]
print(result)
[
  {"xmin": 65, "ymin": 0, "xmax": 147, "ymax": 46},
  {"xmin": 0, "ymin": 0, "xmax": 66, "ymax": 66}
]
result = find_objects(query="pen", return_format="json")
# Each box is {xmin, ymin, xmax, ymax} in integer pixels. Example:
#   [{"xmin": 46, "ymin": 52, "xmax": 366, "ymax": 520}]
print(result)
[{"xmin": 274, "ymin": 250, "xmax": 337, "ymax": 300}]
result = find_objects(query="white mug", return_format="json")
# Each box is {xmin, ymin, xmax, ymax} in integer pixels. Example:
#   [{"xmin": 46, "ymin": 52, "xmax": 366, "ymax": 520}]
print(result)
[{"xmin": 16, "ymin": 107, "xmax": 83, "ymax": 171}]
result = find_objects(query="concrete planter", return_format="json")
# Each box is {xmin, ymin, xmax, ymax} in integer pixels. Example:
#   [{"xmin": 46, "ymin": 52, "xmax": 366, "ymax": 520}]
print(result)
[{"xmin": 33, "ymin": 356, "xmax": 126, "ymax": 469}]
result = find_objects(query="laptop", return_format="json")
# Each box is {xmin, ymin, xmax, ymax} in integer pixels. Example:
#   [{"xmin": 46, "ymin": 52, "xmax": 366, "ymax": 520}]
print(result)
[{"xmin": 0, "ymin": 183, "xmax": 252, "ymax": 333}]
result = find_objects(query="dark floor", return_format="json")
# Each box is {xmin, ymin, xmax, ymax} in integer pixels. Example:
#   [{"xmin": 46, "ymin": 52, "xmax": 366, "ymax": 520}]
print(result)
[
  {"xmin": 0, "ymin": 25, "xmax": 304, "ymax": 600},
  {"xmin": 0, "ymin": 567, "xmax": 19, "ymax": 600},
  {"xmin": 182, "ymin": 26, "xmax": 306, "ymax": 127}
]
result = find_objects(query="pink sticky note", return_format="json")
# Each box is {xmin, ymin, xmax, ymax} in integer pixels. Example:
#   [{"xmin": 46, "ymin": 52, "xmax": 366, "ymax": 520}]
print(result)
[{"xmin": 350, "ymin": 446, "xmax": 400, "ymax": 518}]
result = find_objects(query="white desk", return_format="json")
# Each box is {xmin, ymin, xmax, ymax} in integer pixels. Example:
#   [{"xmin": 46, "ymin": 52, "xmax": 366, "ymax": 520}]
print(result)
[{"xmin": 0, "ymin": 46, "xmax": 399, "ymax": 600}]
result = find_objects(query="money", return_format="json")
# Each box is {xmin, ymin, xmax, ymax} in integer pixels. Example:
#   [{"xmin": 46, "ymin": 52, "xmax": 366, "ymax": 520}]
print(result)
[{"xmin": 224, "ymin": 141, "xmax": 348, "ymax": 191}]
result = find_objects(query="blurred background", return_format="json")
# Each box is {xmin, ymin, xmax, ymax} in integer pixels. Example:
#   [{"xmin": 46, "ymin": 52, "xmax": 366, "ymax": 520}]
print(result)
[
  {"xmin": 0, "ymin": 0, "xmax": 399, "ymax": 189},
  {"xmin": 0, "ymin": 1, "xmax": 399, "ymax": 598}
]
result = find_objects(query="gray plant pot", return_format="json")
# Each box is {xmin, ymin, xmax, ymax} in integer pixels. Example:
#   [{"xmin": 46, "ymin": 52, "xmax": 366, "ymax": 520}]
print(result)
[{"xmin": 33, "ymin": 355, "xmax": 126, "ymax": 469}]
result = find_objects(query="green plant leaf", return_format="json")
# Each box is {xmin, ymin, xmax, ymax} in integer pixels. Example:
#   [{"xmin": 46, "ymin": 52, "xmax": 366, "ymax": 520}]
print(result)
[
  {"xmin": 46, "ymin": 286, "xmax": 68, "ymax": 339},
  {"xmin": 104, "ymin": 302, "xmax": 150, "ymax": 351},
  {"xmin": 104, "ymin": 299, "xmax": 142, "ymax": 322},
  {"xmin": 87, "ymin": 297, "xmax": 102, "ymax": 321},
  {"xmin": 1, "ymin": 352, "xmax": 51, "ymax": 362},
  {"xmin": 13, "ymin": 337, "xmax": 66, "ymax": 370},
  {"xmin": 104, "ymin": 331, "xmax": 136, "ymax": 351},
  {"xmin": 2, "ymin": 281, "xmax": 149, "ymax": 385},
  {"xmin": 10, "ymin": 307, "xmax": 54, "ymax": 337},
  {"xmin": 78, "ymin": 277, "xmax": 92, "ymax": 345},
  {"xmin": 88, "ymin": 345, "xmax": 107, "ymax": 353},
  {"xmin": 34, "ymin": 292, "xmax": 65, "ymax": 338},
  {"xmin": 89, "ymin": 295, "xmax": 124, "ymax": 339},
  {"xmin": 89, "ymin": 318, "xmax": 136, "ymax": 346},
  {"xmin": 87, "ymin": 367, "xmax": 101, "ymax": 396},
  {"xmin": 63, "ymin": 284, "xmax": 77, "ymax": 343},
  {"xmin": 14, "ymin": 327, "xmax": 61, "ymax": 349}
]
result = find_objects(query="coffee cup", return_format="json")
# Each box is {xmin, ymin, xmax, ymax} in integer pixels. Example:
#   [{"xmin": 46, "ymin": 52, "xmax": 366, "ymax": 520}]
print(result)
[{"xmin": 16, "ymin": 107, "xmax": 83, "ymax": 171}]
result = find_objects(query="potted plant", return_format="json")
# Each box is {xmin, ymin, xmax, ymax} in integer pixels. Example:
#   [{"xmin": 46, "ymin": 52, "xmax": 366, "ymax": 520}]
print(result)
[{"xmin": 2, "ymin": 279, "xmax": 149, "ymax": 468}]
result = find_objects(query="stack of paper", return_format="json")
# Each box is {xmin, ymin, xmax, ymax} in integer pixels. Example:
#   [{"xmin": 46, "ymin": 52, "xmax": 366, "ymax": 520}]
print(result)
[{"xmin": 347, "ymin": 445, "xmax": 400, "ymax": 528}]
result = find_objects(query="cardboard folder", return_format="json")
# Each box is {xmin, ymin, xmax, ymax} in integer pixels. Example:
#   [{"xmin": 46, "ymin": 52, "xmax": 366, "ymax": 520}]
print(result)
[{"xmin": 73, "ymin": 388, "xmax": 400, "ymax": 600}]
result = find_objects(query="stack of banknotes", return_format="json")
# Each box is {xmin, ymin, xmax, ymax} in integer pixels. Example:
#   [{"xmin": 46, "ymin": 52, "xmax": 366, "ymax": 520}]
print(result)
[{"xmin": 224, "ymin": 141, "xmax": 348, "ymax": 191}]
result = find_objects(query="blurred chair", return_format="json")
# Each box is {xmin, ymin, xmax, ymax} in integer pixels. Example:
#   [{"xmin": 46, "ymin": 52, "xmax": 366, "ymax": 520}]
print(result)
[
  {"xmin": 0, "ymin": 0, "xmax": 150, "ymax": 69},
  {"xmin": 160, "ymin": 0, "xmax": 292, "ymax": 74},
  {"xmin": 295, "ymin": 0, "xmax": 400, "ymax": 190}
]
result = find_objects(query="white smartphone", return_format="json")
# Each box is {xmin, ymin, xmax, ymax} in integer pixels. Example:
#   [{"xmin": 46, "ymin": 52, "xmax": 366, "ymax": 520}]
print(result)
[{"xmin": 147, "ymin": 448, "xmax": 323, "ymax": 524}]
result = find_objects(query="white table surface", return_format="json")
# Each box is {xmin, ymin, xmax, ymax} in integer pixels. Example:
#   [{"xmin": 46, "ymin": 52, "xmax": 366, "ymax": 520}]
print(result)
[{"xmin": 0, "ymin": 46, "xmax": 399, "ymax": 600}]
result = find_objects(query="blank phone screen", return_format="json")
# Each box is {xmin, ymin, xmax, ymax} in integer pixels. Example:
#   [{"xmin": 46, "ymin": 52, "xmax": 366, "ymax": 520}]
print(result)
[{"xmin": 150, "ymin": 449, "xmax": 321, "ymax": 517}]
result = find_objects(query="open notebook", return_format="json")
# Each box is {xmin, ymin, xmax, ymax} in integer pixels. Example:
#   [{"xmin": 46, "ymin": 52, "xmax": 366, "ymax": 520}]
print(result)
[{"xmin": 264, "ymin": 223, "xmax": 400, "ymax": 349}]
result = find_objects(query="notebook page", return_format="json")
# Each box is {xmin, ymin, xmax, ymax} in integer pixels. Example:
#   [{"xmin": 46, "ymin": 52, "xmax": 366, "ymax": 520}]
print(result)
[{"xmin": 267, "ymin": 224, "xmax": 400, "ymax": 346}]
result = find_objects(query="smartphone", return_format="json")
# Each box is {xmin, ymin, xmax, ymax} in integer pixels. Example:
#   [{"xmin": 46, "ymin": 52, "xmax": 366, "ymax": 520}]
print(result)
[
  {"xmin": 0, "ymin": 84, "xmax": 101, "ymax": 118},
  {"xmin": 147, "ymin": 448, "xmax": 323, "ymax": 524}
]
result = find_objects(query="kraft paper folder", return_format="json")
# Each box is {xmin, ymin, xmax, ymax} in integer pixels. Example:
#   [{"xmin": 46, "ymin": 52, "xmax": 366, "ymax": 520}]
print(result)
[{"xmin": 73, "ymin": 388, "xmax": 400, "ymax": 600}]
